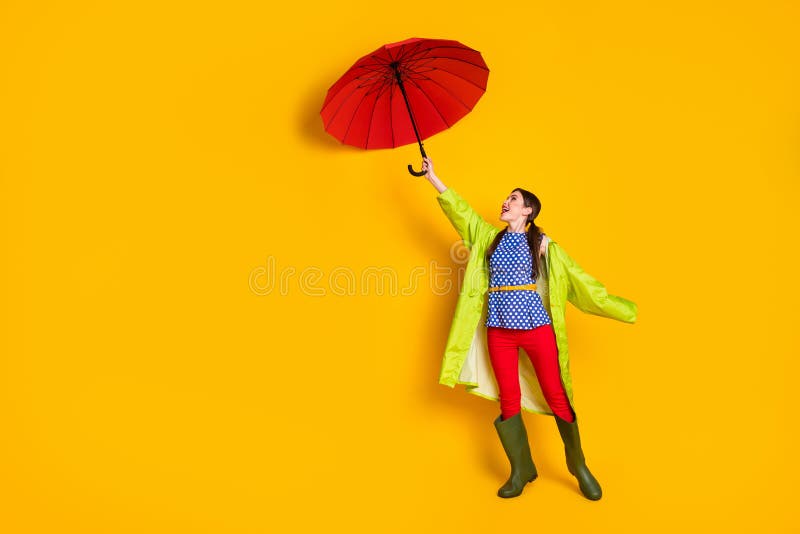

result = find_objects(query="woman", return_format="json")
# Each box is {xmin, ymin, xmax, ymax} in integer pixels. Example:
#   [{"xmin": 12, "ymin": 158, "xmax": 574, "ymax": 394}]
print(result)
[{"xmin": 420, "ymin": 156, "xmax": 637, "ymax": 500}]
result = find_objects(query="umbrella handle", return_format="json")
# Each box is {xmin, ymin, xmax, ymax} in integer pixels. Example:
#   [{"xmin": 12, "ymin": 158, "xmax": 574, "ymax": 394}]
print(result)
[{"xmin": 407, "ymin": 163, "xmax": 427, "ymax": 177}]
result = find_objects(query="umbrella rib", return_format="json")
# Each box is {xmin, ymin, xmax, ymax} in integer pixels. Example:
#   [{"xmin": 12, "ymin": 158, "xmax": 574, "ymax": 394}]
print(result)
[
  {"xmin": 408, "ymin": 64, "xmax": 487, "ymax": 91},
  {"xmin": 324, "ymin": 79, "xmax": 367, "ymax": 132},
  {"xmin": 353, "ymin": 64, "xmax": 391, "ymax": 76},
  {"xmin": 404, "ymin": 55, "xmax": 490, "ymax": 72},
  {"xmin": 324, "ymin": 72, "xmax": 391, "ymax": 128},
  {"xmin": 404, "ymin": 44, "xmax": 485, "ymax": 61},
  {"xmin": 404, "ymin": 76, "xmax": 451, "ymax": 128},
  {"xmin": 370, "ymin": 53, "xmax": 392, "ymax": 65},
  {"xmin": 364, "ymin": 77, "xmax": 392, "ymax": 148},
  {"xmin": 342, "ymin": 79, "xmax": 379, "ymax": 146},
  {"xmin": 389, "ymin": 81, "xmax": 395, "ymax": 147},
  {"xmin": 358, "ymin": 75, "xmax": 392, "ymax": 96},
  {"xmin": 413, "ymin": 73, "xmax": 472, "ymax": 112},
  {"xmin": 394, "ymin": 40, "xmax": 427, "ymax": 63},
  {"xmin": 387, "ymin": 39, "xmax": 406, "ymax": 148}
]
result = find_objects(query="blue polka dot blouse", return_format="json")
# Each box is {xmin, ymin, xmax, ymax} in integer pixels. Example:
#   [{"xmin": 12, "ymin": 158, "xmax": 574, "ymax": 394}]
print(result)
[{"xmin": 485, "ymin": 231, "xmax": 553, "ymax": 330}]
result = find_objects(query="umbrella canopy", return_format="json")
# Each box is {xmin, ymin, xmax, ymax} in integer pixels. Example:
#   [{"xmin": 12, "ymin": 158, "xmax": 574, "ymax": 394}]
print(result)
[{"xmin": 321, "ymin": 37, "xmax": 489, "ymax": 175}]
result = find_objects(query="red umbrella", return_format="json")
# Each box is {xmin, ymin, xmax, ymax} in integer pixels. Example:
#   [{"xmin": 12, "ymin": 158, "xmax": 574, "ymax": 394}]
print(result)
[{"xmin": 320, "ymin": 37, "xmax": 490, "ymax": 176}]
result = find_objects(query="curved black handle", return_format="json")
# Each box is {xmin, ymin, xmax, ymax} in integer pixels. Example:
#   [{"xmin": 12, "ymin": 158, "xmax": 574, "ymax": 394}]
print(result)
[{"xmin": 407, "ymin": 163, "xmax": 427, "ymax": 177}]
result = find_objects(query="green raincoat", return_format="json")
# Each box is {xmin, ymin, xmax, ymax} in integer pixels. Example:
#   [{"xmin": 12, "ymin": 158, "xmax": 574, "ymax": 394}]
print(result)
[{"xmin": 436, "ymin": 187, "xmax": 638, "ymax": 416}]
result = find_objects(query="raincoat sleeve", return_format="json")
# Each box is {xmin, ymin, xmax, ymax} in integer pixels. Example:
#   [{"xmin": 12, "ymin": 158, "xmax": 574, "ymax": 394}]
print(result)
[
  {"xmin": 436, "ymin": 187, "xmax": 497, "ymax": 251},
  {"xmin": 551, "ymin": 242, "xmax": 638, "ymax": 323}
]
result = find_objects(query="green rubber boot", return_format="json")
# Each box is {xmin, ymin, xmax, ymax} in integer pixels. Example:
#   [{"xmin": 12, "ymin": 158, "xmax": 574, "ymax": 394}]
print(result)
[
  {"xmin": 493, "ymin": 412, "xmax": 538, "ymax": 498},
  {"xmin": 554, "ymin": 412, "xmax": 602, "ymax": 500}
]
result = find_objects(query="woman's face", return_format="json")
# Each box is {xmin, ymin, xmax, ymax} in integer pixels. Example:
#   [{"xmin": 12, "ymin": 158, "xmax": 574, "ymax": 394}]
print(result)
[{"xmin": 499, "ymin": 190, "xmax": 532, "ymax": 223}]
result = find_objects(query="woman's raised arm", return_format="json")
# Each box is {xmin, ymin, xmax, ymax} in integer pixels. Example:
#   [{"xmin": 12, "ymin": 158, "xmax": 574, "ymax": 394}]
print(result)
[{"xmin": 423, "ymin": 157, "xmax": 498, "ymax": 252}]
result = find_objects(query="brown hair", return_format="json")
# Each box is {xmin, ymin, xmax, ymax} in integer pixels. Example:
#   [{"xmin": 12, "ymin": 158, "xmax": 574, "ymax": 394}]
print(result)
[{"xmin": 485, "ymin": 188, "xmax": 545, "ymax": 280}]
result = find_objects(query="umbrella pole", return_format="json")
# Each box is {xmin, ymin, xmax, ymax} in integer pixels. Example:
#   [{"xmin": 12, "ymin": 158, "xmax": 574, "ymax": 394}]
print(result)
[{"xmin": 392, "ymin": 63, "xmax": 427, "ymax": 176}]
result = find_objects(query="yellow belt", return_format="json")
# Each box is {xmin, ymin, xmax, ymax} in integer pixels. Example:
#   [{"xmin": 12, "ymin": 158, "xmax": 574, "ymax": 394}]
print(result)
[{"xmin": 487, "ymin": 283, "xmax": 538, "ymax": 292}]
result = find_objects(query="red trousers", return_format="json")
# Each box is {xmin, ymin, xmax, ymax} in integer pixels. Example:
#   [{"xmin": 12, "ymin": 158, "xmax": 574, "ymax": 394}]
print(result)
[{"xmin": 487, "ymin": 324, "xmax": 575, "ymax": 422}]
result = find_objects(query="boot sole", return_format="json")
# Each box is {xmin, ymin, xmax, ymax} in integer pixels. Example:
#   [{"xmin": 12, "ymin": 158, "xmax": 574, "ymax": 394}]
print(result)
[{"xmin": 497, "ymin": 473, "xmax": 538, "ymax": 498}]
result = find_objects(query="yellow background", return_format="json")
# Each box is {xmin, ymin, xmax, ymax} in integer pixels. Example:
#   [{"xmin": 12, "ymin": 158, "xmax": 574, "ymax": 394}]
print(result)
[{"xmin": 2, "ymin": 1, "xmax": 798, "ymax": 532}]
